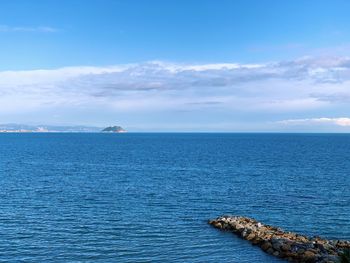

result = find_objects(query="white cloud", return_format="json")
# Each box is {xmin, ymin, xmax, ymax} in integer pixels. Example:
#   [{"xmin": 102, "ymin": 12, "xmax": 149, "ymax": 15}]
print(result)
[
  {"xmin": 1, "ymin": 56, "xmax": 350, "ymax": 128},
  {"xmin": 279, "ymin": 118, "xmax": 350, "ymax": 127}
]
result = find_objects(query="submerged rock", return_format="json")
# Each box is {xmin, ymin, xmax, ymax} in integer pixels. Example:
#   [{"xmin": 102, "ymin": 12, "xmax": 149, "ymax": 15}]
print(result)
[{"xmin": 209, "ymin": 215, "xmax": 350, "ymax": 263}]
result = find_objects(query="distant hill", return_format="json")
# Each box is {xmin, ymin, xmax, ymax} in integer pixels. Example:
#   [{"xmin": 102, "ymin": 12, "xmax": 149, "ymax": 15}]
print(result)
[{"xmin": 101, "ymin": 126, "xmax": 127, "ymax": 133}]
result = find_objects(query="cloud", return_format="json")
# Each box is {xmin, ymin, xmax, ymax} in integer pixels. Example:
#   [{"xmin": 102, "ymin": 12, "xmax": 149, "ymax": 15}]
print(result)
[
  {"xmin": 0, "ymin": 25, "xmax": 58, "ymax": 33},
  {"xmin": 1, "ymin": 56, "xmax": 350, "ymax": 129},
  {"xmin": 278, "ymin": 118, "xmax": 350, "ymax": 127},
  {"xmin": 185, "ymin": 101, "xmax": 223, "ymax": 105}
]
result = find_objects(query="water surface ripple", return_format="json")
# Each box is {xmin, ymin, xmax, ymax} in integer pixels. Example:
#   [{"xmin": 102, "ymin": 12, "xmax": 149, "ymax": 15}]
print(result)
[{"xmin": 0, "ymin": 133, "xmax": 349, "ymax": 262}]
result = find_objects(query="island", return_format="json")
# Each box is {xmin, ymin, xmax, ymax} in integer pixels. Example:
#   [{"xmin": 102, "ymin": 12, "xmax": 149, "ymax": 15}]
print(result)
[{"xmin": 101, "ymin": 126, "xmax": 127, "ymax": 133}]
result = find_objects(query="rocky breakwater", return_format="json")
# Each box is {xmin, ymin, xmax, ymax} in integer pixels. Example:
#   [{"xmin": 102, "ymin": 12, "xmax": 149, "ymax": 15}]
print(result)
[{"xmin": 209, "ymin": 215, "xmax": 350, "ymax": 263}]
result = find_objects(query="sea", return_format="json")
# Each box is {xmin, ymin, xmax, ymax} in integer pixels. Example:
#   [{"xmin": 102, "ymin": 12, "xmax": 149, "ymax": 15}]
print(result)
[{"xmin": 0, "ymin": 133, "xmax": 349, "ymax": 262}]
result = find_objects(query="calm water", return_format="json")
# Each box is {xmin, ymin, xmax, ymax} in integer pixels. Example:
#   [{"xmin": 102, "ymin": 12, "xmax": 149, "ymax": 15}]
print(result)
[{"xmin": 0, "ymin": 133, "xmax": 349, "ymax": 262}]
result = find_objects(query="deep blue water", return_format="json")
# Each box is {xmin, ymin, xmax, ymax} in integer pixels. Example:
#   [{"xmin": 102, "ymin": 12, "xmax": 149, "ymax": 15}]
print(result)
[{"xmin": 0, "ymin": 133, "xmax": 349, "ymax": 262}]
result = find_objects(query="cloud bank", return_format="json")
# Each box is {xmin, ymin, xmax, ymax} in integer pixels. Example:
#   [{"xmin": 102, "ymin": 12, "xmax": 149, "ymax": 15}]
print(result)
[
  {"xmin": 279, "ymin": 118, "xmax": 350, "ymax": 127},
  {"xmin": 1, "ymin": 56, "xmax": 350, "ymax": 130}
]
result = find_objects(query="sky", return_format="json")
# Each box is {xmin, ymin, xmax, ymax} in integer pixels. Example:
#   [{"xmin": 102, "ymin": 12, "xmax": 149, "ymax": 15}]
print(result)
[{"xmin": 1, "ymin": 0, "xmax": 350, "ymax": 131}]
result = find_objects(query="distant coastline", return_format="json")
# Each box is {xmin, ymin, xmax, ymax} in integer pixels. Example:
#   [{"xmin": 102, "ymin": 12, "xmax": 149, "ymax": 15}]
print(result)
[{"xmin": 0, "ymin": 124, "xmax": 126, "ymax": 133}]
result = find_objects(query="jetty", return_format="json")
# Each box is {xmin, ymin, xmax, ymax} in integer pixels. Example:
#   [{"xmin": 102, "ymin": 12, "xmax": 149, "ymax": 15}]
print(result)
[{"xmin": 209, "ymin": 215, "xmax": 350, "ymax": 263}]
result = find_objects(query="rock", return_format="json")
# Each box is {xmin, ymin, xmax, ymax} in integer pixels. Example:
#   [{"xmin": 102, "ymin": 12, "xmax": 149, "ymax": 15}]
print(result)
[
  {"xmin": 271, "ymin": 238, "xmax": 283, "ymax": 251},
  {"xmin": 261, "ymin": 241, "xmax": 272, "ymax": 251},
  {"xmin": 303, "ymin": 250, "xmax": 316, "ymax": 259},
  {"xmin": 267, "ymin": 248, "xmax": 275, "ymax": 255},
  {"xmin": 281, "ymin": 243, "xmax": 291, "ymax": 251},
  {"xmin": 298, "ymin": 248, "xmax": 306, "ymax": 254},
  {"xmin": 241, "ymin": 228, "xmax": 248, "ymax": 238},
  {"xmin": 213, "ymin": 222, "xmax": 222, "ymax": 228},
  {"xmin": 273, "ymin": 251, "xmax": 280, "ymax": 257},
  {"xmin": 321, "ymin": 254, "xmax": 339, "ymax": 262},
  {"xmin": 246, "ymin": 233, "xmax": 255, "ymax": 241},
  {"xmin": 208, "ymin": 215, "xmax": 349, "ymax": 262},
  {"xmin": 251, "ymin": 236, "xmax": 261, "ymax": 245}
]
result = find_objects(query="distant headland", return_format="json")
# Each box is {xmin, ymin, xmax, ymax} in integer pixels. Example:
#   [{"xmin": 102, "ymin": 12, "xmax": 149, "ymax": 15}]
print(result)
[{"xmin": 101, "ymin": 126, "xmax": 127, "ymax": 133}]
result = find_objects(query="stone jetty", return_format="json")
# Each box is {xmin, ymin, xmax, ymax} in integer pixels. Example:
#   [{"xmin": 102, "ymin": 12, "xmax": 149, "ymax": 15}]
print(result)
[{"xmin": 209, "ymin": 215, "xmax": 350, "ymax": 263}]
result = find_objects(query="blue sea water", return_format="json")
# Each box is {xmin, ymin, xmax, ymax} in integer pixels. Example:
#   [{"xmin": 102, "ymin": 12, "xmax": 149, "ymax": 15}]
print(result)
[{"xmin": 0, "ymin": 133, "xmax": 349, "ymax": 262}]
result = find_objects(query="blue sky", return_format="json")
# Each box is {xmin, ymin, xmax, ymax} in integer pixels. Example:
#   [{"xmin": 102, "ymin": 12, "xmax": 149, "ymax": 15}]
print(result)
[{"xmin": 1, "ymin": 0, "xmax": 350, "ymax": 131}]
